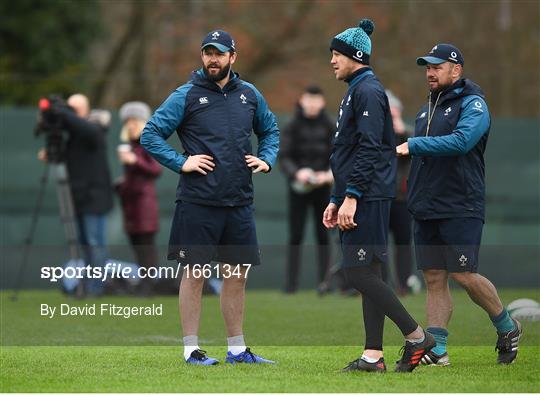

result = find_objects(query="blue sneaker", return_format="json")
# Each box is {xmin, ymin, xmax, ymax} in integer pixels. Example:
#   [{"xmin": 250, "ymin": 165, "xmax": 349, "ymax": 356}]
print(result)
[
  {"xmin": 185, "ymin": 349, "xmax": 219, "ymax": 365},
  {"xmin": 225, "ymin": 347, "xmax": 275, "ymax": 364}
]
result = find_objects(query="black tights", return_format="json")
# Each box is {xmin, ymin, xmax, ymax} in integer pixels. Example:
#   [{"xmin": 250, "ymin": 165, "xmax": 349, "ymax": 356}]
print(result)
[{"xmin": 343, "ymin": 261, "xmax": 418, "ymax": 350}]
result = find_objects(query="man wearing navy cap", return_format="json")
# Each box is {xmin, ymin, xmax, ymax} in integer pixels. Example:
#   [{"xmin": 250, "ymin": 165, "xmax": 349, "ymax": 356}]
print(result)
[
  {"xmin": 142, "ymin": 29, "xmax": 279, "ymax": 365},
  {"xmin": 397, "ymin": 44, "xmax": 522, "ymax": 366}
]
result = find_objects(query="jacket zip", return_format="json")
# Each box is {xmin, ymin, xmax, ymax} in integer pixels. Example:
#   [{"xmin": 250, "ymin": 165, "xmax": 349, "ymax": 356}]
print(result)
[
  {"xmin": 416, "ymin": 91, "xmax": 442, "ymax": 213},
  {"xmin": 223, "ymin": 88, "xmax": 237, "ymax": 205}
]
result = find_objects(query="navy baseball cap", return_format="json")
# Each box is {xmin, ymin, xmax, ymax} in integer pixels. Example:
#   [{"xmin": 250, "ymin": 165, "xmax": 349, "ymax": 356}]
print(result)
[
  {"xmin": 201, "ymin": 29, "xmax": 236, "ymax": 53},
  {"xmin": 417, "ymin": 43, "xmax": 464, "ymax": 66}
]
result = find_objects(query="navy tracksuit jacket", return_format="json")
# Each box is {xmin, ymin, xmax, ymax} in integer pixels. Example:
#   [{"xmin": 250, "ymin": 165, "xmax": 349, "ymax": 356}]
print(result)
[
  {"xmin": 141, "ymin": 69, "xmax": 280, "ymax": 207},
  {"xmin": 407, "ymin": 78, "xmax": 491, "ymax": 220},
  {"xmin": 330, "ymin": 67, "xmax": 396, "ymax": 205}
]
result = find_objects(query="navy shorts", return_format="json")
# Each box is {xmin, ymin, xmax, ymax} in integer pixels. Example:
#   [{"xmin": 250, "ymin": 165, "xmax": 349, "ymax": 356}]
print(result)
[
  {"xmin": 340, "ymin": 200, "xmax": 391, "ymax": 267},
  {"xmin": 168, "ymin": 201, "xmax": 261, "ymax": 267},
  {"xmin": 413, "ymin": 218, "xmax": 483, "ymax": 273}
]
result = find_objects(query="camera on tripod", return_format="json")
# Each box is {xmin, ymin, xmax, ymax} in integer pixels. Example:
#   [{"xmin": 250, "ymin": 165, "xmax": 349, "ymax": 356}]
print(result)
[
  {"xmin": 35, "ymin": 95, "xmax": 74, "ymax": 163},
  {"xmin": 10, "ymin": 95, "xmax": 87, "ymax": 301}
]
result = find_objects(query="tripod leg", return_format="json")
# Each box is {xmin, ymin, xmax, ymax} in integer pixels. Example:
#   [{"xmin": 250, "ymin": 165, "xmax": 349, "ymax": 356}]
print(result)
[
  {"xmin": 11, "ymin": 164, "xmax": 50, "ymax": 301},
  {"xmin": 53, "ymin": 163, "xmax": 86, "ymax": 299},
  {"xmin": 54, "ymin": 164, "xmax": 81, "ymax": 260}
]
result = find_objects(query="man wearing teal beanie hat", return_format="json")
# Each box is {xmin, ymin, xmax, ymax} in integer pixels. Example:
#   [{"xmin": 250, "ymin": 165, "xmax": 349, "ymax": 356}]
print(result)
[
  {"xmin": 330, "ymin": 19, "xmax": 373, "ymax": 65},
  {"xmin": 324, "ymin": 19, "xmax": 435, "ymax": 373}
]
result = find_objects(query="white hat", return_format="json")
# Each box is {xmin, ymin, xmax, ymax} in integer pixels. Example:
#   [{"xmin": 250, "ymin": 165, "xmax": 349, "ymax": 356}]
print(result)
[{"xmin": 119, "ymin": 101, "xmax": 151, "ymax": 122}]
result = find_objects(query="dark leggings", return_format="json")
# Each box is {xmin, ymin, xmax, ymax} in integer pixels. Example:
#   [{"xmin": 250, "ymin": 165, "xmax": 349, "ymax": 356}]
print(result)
[{"xmin": 343, "ymin": 261, "xmax": 418, "ymax": 350}]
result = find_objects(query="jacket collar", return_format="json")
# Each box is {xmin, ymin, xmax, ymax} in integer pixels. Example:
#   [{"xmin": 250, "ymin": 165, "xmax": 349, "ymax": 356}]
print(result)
[
  {"xmin": 346, "ymin": 67, "xmax": 374, "ymax": 88},
  {"xmin": 191, "ymin": 68, "xmax": 240, "ymax": 92},
  {"xmin": 432, "ymin": 78, "xmax": 464, "ymax": 103},
  {"xmin": 430, "ymin": 78, "xmax": 485, "ymax": 105}
]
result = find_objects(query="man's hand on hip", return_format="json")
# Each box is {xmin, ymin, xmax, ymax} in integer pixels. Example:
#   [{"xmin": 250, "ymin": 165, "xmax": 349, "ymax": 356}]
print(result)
[
  {"xmin": 322, "ymin": 203, "xmax": 338, "ymax": 229},
  {"xmin": 396, "ymin": 142, "xmax": 409, "ymax": 156},
  {"xmin": 338, "ymin": 197, "xmax": 358, "ymax": 231},
  {"xmin": 245, "ymin": 155, "xmax": 269, "ymax": 173},
  {"xmin": 181, "ymin": 155, "xmax": 215, "ymax": 175}
]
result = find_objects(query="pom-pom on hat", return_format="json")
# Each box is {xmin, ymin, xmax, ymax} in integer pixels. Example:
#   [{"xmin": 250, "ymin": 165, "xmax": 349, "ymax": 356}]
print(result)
[{"xmin": 330, "ymin": 19, "xmax": 374, "ymax": 65}]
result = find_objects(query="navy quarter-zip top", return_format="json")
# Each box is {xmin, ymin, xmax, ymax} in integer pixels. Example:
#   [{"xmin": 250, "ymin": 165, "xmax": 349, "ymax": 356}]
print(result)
[
  {"xmin": 407, "ymin": 78, "xmax": 491, "ymax": 220},
  {"xmin": 141, "ymin": 69, "xmax": 280, "ymax": 207},
  {"xmin": 330, "ymin": 67, "xmax": 396, "ymax": 205}
]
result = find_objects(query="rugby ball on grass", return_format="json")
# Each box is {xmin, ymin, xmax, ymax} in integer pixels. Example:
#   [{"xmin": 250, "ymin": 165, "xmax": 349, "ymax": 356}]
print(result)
[{"xmin": 507, "ymin": 298, "xmax": 540, "ymax": 322}]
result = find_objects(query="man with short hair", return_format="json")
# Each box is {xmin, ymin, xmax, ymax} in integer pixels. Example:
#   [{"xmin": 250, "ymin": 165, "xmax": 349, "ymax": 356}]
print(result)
[
  {"xmin": 323, "ymin": 19, "xmax": 434, "ymax": 373},
  {"xmin": 396, "ymin": 43, "xmax": 522, "ymax": 365},
  {"xmin": 38, "ymin": 93, "xmax": 113, "ymax": 296},
  {"xmin": 65, "ymin": 94, "xmax": 113, "ymax": 296},
  {"xmin": 141, "ymin": 30, "xmax": 279, "ymax": 365}
]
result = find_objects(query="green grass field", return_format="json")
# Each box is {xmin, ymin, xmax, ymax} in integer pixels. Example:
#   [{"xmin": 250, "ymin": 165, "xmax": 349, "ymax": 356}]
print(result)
[{"xmin": 1, "ymin": 289, "xmax": 539, "ymax": 392}]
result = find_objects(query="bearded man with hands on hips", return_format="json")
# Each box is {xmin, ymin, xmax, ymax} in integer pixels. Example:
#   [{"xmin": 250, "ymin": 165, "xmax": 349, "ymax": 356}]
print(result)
[{"xmin": 141, "ymin": 29, "xmax": 279, "ymax": 366}]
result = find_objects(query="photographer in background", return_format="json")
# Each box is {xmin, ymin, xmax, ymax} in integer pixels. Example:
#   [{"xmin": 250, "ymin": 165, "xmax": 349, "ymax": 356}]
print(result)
[
  {"xmin": 279, "ymin": 86, "xmax": 335, "ymax": 294},
  {"xmin": 38, "ymin": 93, "xmax": 113, "ymax": 296}
]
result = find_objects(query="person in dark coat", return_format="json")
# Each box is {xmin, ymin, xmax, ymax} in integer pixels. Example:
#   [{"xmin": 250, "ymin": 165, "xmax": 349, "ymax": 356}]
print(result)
[
  {"xmin": 279, "ymin": 85, "xmax": 335, "ymax": 294},
  {"xmin": 38, "ymin": 93, "xmax": 113, "ymax": 296},
  {"xmin": 117, "ymin": 101, "xmax": 162, "ymax": 295}
]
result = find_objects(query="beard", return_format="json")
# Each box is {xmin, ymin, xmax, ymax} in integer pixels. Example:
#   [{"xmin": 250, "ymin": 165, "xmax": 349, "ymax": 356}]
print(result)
[
  {"xmin": 429, "ymin": 80, "xmax": 453, "ymax": 94},
  {"xmin": 429, "ymin": 70, "xmax": 456, "ymax": 94},
  {"xmin": 203, "ymin": 61, "xmax": 231, "ymax": 82}
]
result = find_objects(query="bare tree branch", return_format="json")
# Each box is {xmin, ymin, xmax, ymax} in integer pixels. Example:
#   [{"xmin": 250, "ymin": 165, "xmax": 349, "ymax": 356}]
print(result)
[
  {"xmin": 242, "ymin": 0, "xmax": 313, "ymax": 80},
  {"xmin": 90, "ymin": 0, "xmax": 144, "ymax": 106}
]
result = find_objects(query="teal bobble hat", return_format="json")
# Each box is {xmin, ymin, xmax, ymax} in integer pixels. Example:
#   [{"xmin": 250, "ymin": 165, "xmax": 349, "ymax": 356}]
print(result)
[{"xmin": 330, "ymin": 19, "xmax": 374, "ymax": 65}]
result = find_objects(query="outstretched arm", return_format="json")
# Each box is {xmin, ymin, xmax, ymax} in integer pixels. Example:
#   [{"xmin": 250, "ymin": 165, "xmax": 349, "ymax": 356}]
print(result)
[{"xmin": 405, "ymin": 96, "xmax": 490, "ymax": 157}]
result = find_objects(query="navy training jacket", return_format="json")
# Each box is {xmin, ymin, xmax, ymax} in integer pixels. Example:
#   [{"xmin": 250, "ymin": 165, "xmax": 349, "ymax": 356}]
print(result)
[
  {"xmin": 407, "ymin": 78, "xmax": 491, "ymax": 220},
  {"xmin": 330, "ymin": 67, "xmax": 396, "ymax": 205},
  {"xmin": 141, "ymin": 69, "xmax": 280, "ymax": 207}
]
